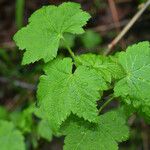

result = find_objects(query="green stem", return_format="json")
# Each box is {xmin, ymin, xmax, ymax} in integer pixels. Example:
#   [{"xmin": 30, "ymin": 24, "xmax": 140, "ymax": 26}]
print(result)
[
  {"xmin": 66, "ymin": 45, "xmax": 75, "ymax": 59},
  {"xmin": 15, "ymin": 0, "xmax": 25, "ymax": 29},
  {"xmin": 62, "ymin": 37, "xmax": 75, "ymax": 59},
  {"xmin": 98, "ymin": 95, "xmax": 115, "ymax": 114}
]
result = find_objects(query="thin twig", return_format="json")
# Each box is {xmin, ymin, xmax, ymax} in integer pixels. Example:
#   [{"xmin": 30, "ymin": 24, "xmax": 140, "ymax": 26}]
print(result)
[
  {"xmin": 90, "ymin": 14, "xmax": 150, "ymax": 33},
  {"xmin": 115, "ymin": 0, "xmax": 133, "ymax": 3},
  {"xmin": 91, "ymin": 19, "xmax": 129, "ymax": 33},
  {"xmin": 0, "ymin": 41, "xmax": 16, "ymax": 49},
  {"xmin": 62, "ymin": 37, "xmax": 75, "ymax": 59},
  {"xmin": 98, "ymin": 95, "xmax": 115, "ymax": 114},
  {"xmin": 15, "ymin": 0, "xmax": 25, "ymax": 29},
  {"xmin": 128, "ymin": 114, "xmax": 136, "ymax": 126},
  {"xmin": 141, "ymin": 119, "xmax": 149, "ymax": 150},
  {"xmin": 105, "ymin": 0, "xmax": 150, "ymax": 55},
  {"xmin": 0, "ymin": 76, "xmax": 36, "ymax": 91},
  {"xmin": 108, "ymin": 0, "xmax": 126, "ymax": 50},
  {"xmin": 108, "ymin": 0, "xmax": 120, "ymax": 33}
]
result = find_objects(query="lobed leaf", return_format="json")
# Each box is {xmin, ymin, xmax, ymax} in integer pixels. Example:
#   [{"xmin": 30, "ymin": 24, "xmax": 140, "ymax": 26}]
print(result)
[
  {"xmin": 13, "ymin": 2, "xmax": 90, "ymax": 64},
  {"xmin": 114, "ymin": 41, "xmax": 150, "ymax": 119},
  {"xmin": 75, "ymin": 53, "xmax": 125, "ymax": 83},
  {"xmin": 37, "ymin": 57, "xmax": 108, "ymax": 131},
  {"xmin": 0, "ymin": 120, "xmax": 25, "ymax": 150},
  {"xmin": 61, "ymin": 110, "xmax": 129, "ymax": 150}
]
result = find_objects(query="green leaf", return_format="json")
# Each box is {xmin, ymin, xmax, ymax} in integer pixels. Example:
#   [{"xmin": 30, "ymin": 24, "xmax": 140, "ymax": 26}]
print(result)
[
  {"xmin": 37, "ymin": 119, "xmax": 53, "ymax": 141},
  {"xmin": 114, "ymin": 41, "xmax": 150, "ymax": 118},
  {"xmin": 61, "ymin": 110, "xmax": 129, "ymax": 150},
  {"xmin": 75, "ymin": 53, "xmax": 125, "ymax": 83},
  {"xmin": 37, "ymin": 57, "xmax": 108, "ymax": 131},
  {"xmin": 10, "ymin": 106, "xmax": 34, "ymax": 133},
  {"xmin": 80, "ymin": 30, "xmax": 102, "ymax": 49},
  {"xmin": 34, "ymin": 106, "xmax": 61, "ymax": 137},
  {"xmin": 0, "ymin": 120, "xmax": 25, "ymax": 150},
  {"xmin": 13, "ymin": 2, "xmax": 90, "ymax": 64}
]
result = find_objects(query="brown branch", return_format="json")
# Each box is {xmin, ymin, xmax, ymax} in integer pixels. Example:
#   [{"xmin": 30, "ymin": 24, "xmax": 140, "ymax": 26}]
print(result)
[
  {"xmin": 0, "ymin": 42, "xmax": 16, "ymax": 49},
  {"xmin": 104, "ymin": 0, "xmax": 150, "ymax": 55},
  {"xmin": 0, "ymin": 76, "xmax": 36, "ymax": 91},
  {"xmin": 141, "ymin": 120, "xmax": 150, "ymax": 150},
  {"xmin": 108, "ymin": 0, "xmax": 120, "ymax": 33},
  {"xmin": 91, "ymin": 19, "xmax": 129, "ymax": 33}
]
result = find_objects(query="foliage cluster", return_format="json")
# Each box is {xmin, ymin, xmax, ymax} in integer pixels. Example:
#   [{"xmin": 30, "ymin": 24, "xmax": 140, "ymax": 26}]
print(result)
[{"xmin": 0, "ymin": 2, "xmax": 150, "ymax": 150}]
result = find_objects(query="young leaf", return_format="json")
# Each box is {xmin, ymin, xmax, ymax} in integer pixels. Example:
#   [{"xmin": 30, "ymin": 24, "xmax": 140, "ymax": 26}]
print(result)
[
  {"xmin": 13, "ymin": 2, "xmax": 90, "ymax": 64},
  {"xmin": 10, "ymin": 106, "xmax": 34, "ymax": 133},
  {"xmin": 75, "ymin": 53, "xmax": 125, "ymax": 83},
  {"xmin": 80, "ymin": 30, "xmax": 102, "ymax": 49},
  {"xmin": 37, "ymin": 57, "xmax": 108, "ymax": 131},
  {"xmin": 0, "ymin": 120, "xmax": 25, "ymax": 150},
  {"xmin": 37, "ymin": 119, "xmax": 53, "ymax": 141},
  {"xmin": 114, "ymin": 41, "xmax": 150, "ymax": 118},
  {"xmin": 61, "ymin": 110, "xmax": 129, "ymax": 150}
]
